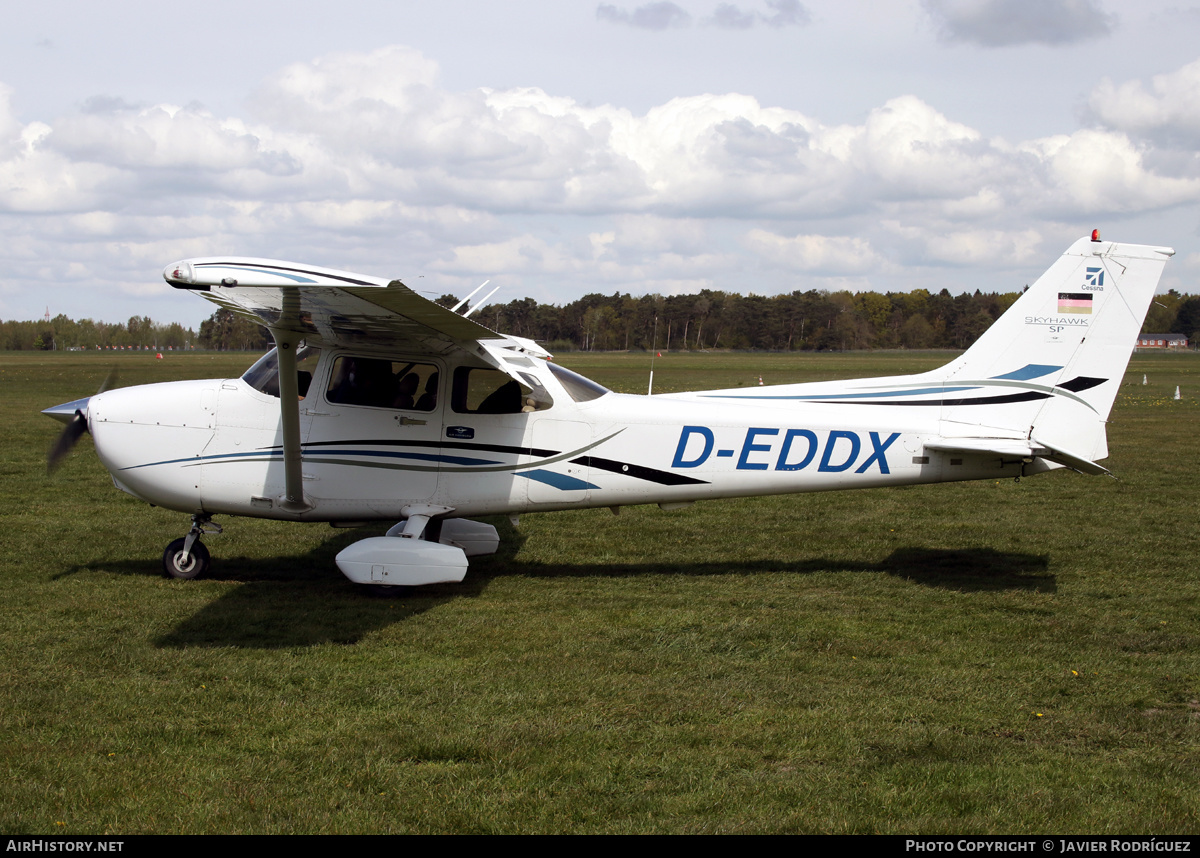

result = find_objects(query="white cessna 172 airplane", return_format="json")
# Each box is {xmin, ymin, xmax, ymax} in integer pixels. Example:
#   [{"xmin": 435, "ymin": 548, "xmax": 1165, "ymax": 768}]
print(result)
[{"xmin": 44, "ymin": 234, "xmax": 1173, "ymax": 593}]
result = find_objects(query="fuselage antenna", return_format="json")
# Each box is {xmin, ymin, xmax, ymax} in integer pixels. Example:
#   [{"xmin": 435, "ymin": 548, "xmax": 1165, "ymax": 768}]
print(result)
[
  {"xmin": 451, "ymin": 280, "xmax": 490, "ymax": 315},
  {"xmin": 463, "ymin": 283, "xmax": 503, "ymax": 318}
]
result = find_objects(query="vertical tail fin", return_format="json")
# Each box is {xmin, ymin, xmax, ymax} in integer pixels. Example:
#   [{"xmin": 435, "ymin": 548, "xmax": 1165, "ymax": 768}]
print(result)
[{"xmin": 934, "ymin": 237, "xmax": 1174, "ymax": 462}]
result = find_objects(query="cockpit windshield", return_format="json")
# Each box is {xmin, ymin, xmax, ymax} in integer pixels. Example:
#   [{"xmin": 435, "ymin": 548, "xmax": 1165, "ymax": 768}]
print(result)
[{"xmin": 242, "ymin": 345, "xmax": 323, "ymax": 399}]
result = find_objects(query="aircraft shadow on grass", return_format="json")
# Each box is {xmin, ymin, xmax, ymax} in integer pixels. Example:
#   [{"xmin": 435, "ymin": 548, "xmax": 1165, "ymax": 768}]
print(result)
[{"xmin": 59, "ymin": 518, "xmax": 1051, "ymax": 649}]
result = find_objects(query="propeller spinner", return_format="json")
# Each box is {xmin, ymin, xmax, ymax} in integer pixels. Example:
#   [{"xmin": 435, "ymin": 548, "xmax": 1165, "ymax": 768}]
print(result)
[{"xmin": 44, "ymin": 372, "xmax": 116, "ymax": 473}]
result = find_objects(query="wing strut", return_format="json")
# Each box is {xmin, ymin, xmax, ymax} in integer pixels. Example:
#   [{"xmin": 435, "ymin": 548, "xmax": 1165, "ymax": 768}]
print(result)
[{"xmin": 269, "ymin": 325, "xmax": 312, "ymax": 513}]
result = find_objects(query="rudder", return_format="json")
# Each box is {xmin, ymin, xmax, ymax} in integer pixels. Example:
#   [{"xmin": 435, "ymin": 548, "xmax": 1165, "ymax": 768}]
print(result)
[{"xmin": 934, "ymin": 237, "xmax": 1173, "ymax": 462}]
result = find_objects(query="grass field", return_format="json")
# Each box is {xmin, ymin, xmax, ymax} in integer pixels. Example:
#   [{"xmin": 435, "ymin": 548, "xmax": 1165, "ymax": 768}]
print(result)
[{"xmin": 2, "ymin": 349, "xmax": 1198, "ymax": 834}]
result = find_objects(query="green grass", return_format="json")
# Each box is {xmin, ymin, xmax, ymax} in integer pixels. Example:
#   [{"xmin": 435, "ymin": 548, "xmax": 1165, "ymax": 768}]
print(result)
[{"xmin": 1, "ymin": 350, "xmax": 1198, "ymax": 833}]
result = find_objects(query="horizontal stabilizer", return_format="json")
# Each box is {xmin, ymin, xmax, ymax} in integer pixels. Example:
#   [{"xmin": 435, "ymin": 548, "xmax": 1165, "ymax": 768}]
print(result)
[
  {"xmin": 1030, "ymin": 439, "xmax": 1113, "ymax": 477},
  {"xmin": 925, "ymin": 438, "xmax": 1112, "ymax": 477}
]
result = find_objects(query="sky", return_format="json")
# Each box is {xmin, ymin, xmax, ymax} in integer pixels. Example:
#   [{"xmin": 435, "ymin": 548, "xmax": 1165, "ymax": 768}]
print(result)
[{"xmin": 4, "ymin": 0, "xmax": 1200, "ymax": 328}]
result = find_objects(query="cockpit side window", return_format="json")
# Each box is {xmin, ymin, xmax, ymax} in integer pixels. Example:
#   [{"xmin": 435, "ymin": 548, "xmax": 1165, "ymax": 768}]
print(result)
[
  {"xmin": 242, "ymin": 345, "xmax": 323, "ymax": 399},
  {"xmin": 451, "ymin": 367, "xmax": 553, "ymax": 414}
]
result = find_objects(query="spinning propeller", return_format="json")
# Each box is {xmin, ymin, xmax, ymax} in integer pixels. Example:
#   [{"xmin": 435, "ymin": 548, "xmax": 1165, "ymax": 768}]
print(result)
[{"xmin": 44, "ymin": 371, "xmax": 116, "ymax": 473}]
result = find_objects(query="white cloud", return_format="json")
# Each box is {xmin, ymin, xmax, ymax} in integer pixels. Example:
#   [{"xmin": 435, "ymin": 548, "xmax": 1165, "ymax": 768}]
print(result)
[
  {"xmin": 50, "ymin": 104, "xmax": 293, "ymax": 175},
  {"xmin": 760, "ymin": 0, "xmax": 809, "ymax": 28},
  {"xmin": 433, "ymin": 235, "xmax": 583, "ymax": 276},
  {"xmin": 1087, "ymin": 58, "xmax": 1200, "ymax": 145},
  {"xmin": 923, "ymin": 0, "xmax": 1115, "ymax": 47},
  {"xmin": 852, "ymin": 96, "xmax": 999, "ymax": 196},
  {"xmin": 882, "ymin": 221, "xmax": 1046, "ymax": 266},
  {"xmin": 596, "ymin": 2, "xmax": 692, "ymax": 30},
  {"xmin": 743, "ymin": 230, "xmax": 885, "ymax": 274},
  {"xmin": 607, "ymin": 214, "xmax": 710, "ymax": 255},
  {"xmin": 708, "ymin": 1, "xmax": 810, "ymax": 29},
  {"xmin": 2, "ymin": 40, "xmax": 1199, "ymax": 325},
  {"xmin": 9, "ymin": 47, "xmax": 1190, "ymax": 232},
  {"xmin": 597, "ymin": 1, "xmax": 808, "ymax": 32},
  {"xmin": 0, "ymin": 84, "xmax": 25, "ymax": 156},
  {"xmin": 1020, "ymin": 129, "xmax": 1200, "ymax": 212},
  {"xmin": 710, "ymin": 3, "xmax": 756, "ymax": 29}
]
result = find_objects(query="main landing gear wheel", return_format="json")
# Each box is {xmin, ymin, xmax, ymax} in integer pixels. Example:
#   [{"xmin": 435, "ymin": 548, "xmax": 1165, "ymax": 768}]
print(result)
[{"xmin": 163, "ymin": 538, "xmax": 210, "ymax": 580}]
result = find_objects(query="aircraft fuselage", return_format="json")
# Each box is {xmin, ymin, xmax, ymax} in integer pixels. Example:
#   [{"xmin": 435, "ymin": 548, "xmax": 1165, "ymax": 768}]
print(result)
[{"xmin": 87, "ymin": 350, "xmax": 1042, "ymax": 524}]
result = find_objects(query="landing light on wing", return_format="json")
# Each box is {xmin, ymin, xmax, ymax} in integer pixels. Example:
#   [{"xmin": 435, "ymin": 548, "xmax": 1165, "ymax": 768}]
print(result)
[{"xmin": 169, "ymin": 261, "xmax": 194, "ymax": 284}]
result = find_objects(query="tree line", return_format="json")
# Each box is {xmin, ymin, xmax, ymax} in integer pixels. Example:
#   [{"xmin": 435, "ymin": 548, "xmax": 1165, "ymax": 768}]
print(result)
[
  {"xmin": 7, "ymin": 287, "xmax": 1199, "ymax": 353},
  {"xmin": 435, "ymin": 286, "xmax": 1200, "ymax": 353},
  {"xmin": 0, "ymin": 315, "xmax": 197, "ymax": 351}
]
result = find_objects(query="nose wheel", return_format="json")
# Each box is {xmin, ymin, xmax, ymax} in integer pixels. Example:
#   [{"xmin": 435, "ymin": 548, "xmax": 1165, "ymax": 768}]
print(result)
[
  {"xmin": 163, "ymin": 538, "xmax": 211, "ymax": 579},
  {"xmin": 162, "ymin": 514, "xmax": 221, "ymax": 579}
]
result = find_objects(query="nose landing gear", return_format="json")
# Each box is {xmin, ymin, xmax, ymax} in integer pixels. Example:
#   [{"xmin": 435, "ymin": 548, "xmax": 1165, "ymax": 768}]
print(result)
[{"xmin": 163, "ymin": 514, "xmax": 221, "ymax": 579}]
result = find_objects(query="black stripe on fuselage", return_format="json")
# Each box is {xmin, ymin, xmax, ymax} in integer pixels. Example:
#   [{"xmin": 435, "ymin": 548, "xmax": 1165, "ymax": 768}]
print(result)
[
  {"xmin": 271, "ymin": 439, "xmax": 562, "ymax": 458},
  {"xmin": 815, "ymin": 376, "xmax": 1107, "ymax": 407},
  {"xmin": 571, "ymin": 455, "xmax": 710, "ymax": 486},
  {"xmin": 831, "ymin": 391, "xmax": 1051, "ymax": 407}
]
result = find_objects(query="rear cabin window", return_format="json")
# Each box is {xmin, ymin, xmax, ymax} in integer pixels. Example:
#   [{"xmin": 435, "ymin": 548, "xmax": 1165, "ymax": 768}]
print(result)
[{"xmin": 325, "ymin": 356, "xmax": 439, "ymax": 411}]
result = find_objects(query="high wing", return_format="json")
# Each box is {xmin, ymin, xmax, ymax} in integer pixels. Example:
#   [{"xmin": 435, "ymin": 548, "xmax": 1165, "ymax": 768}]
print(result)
[
  {"xmin": 163, "ymin": 257, "xmax": 549, "ymax": 362},
  {"xmin": 163, "ymin": 256, "xmax": 548, "ymax": 513}
]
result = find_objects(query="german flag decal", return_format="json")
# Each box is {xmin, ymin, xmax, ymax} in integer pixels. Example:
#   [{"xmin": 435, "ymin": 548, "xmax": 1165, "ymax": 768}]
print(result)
[{"xmin": 1058, "ymin": 293, "xmax": 1092, "ymax": 314}]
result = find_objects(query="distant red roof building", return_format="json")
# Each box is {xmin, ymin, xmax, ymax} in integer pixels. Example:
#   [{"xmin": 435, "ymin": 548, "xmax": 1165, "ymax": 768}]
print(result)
[{"xmin": 1136, "ymin": 333, "xmax": 1188, "ymax": 349}]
